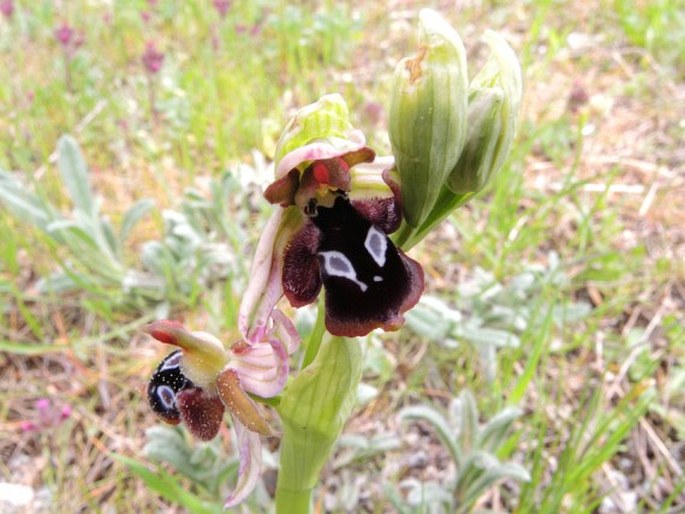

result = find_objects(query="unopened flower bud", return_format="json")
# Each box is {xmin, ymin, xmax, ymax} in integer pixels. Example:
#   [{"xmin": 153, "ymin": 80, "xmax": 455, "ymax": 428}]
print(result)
[
  {"xmin": 446, "ymin": 30, "xmax": 522, "ymax": 195},
  {"xmin": 446, "ymin": 87, "xmax": 503, "ymax": 194},
  {"xmin": 389, "ymin": 8, "xmax": 468, "ymax": 228}
]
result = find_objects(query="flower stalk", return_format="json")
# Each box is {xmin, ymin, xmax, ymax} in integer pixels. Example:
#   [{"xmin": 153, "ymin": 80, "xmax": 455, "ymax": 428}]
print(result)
[{"xmin": 275, "ymin": 332, "xmax": 363, "ymax": 514}]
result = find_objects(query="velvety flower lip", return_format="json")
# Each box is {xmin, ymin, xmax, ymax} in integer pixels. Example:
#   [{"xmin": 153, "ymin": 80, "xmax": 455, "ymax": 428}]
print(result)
[
  {"xmin": 144, "ymin": 312, "xmax": 300, "ymax": 505},
  {"xmin": 282, "ymin": 189, "xmax": 424, "ymax": 337}
]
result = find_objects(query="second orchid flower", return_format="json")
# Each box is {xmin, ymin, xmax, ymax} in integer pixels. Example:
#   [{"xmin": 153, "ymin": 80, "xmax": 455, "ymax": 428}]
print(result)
[{"xmin": 144, "ymin": 310, "xmax": 299, "ymax": 508}]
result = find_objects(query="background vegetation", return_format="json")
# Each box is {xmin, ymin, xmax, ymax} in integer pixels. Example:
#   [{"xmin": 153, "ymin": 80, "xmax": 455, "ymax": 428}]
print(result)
[{"xmin": 1, "ymin": 0, "xmax": 683, "ymax": 512}]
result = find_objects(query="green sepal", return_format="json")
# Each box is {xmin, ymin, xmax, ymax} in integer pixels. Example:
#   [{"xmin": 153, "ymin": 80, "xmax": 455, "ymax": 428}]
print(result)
[{"xmin": 273, "ymin": 94, "xmax": 355, "ymax": 167}]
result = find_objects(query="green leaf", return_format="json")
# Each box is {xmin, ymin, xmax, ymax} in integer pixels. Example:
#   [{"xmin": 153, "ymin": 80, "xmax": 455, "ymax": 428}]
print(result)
[
  {"xmin": 399, "ymin": 404, "xmax": 463, "ymax": 469},
  {"xmin": 35, "ymin": 272, "xmax": 78, "ymax": 294},
  {"xmin": 99, "ymin": 217, "xmax": 119, "ymax": 256},
  {"xmin": 0, "ymin": 340, "xmax": 67, "ymax": 355},
  {"xmin": 477, "ymin": 406, "xmax": 522, "ymax": 453},
  {"xmin": 405, "ymin": 295, "xmax": 462, "ymax": 342},
  {"xmin": 460, "ymin": 325, "xmax": 520, "ymax": 348},
  {"xmin": 454, "ymin": 390, "xmax": 479, "ymax": 454},
  {"xmin": 46, "ymin": 219, "xmax": 98, "ymax": 249},
  {"xmin": 383, "ymin": 483, "xmax": 415, "ymax": 514},
  {"xmin": 0, "ymin": 170, "xmax": 56, "ymax": 230},
  {"xmin": 112, "ymin": 453, "xmax": 221, "ymax": 514},
  {"xmin": 57, "ymin": 135, "xmax": 96, "ymax": 218},
  {"xmin": 120, "ymin": 198, "xmax": 155, "ymax": 247},
  {"xmin": 461, "ymin": 460, "xmax": 530, "ymax": 507}
]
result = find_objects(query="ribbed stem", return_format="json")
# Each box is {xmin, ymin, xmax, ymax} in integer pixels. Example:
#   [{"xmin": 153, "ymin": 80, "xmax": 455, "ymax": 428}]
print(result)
[
  {"xmin": 275, "ymin": 334, "xmax": 363, "ymax": 514},
  {"xmin": 275, "ymin": 486, "xmax": 314, "ymax": 514}
]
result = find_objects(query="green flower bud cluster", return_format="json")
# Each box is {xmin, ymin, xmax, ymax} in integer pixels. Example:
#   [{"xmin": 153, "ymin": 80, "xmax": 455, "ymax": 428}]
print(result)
[
  {"xmin": 389, "ymin": 10, "xmax": 522, "ymax": 249},
  {"xmin": 389, "ymin": 8, "xmax": 468, "ymax": 229}
]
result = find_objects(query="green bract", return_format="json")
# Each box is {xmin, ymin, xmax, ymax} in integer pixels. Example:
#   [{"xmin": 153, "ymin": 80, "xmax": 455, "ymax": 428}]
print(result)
[
  {"xmin": 446, "ymin": 30, "xmax": 523, "ymax": 194},
  {"xmin": 275, "ymin": 336, "xmax": 363, "ymax": 512},
  {"xmin": 389, "ymin": 8, "xmax": 468, "ymax": 228}
]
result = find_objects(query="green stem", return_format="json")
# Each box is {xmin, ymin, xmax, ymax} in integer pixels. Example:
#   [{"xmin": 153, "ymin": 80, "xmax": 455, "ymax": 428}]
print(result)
[
  {"xmin": 275, "ymin": 486, "xmax": 314, "ymax": 514},
  {"xmin": 391, "ymin": 188, "xmax": 474, "ymax": 251},
  {"xmin": 275, "ymin": 335, "xmax": 363, "ymax": 514},
  {"xmin": 391, "ymin": 218, "xmax": 414, "ymax": 249}
]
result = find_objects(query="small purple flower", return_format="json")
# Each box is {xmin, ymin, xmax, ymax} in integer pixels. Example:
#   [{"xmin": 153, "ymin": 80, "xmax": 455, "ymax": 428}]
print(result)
[
  {"xmin": 142, "ymin": 41, "xmax": 164, "ymax": 74},
  {"xmin": 20, "ymin": 398, "xmax": 72, "ymax": 433},
  {"xmin": 0, "ymin": 0, "xmax": 14, "ymax": 19},
  {"xmin": 213, "ymin": 0, "xmax": 231, "ymax": 18},
  {"xmin": 54, "ymin": 23, "xmax": 84, "ymax": 56},
  {"xmin": 364, "ymin": 101, "xmax": 385, "ymax": 125},
  {"xmin": 55, "ymin": 23, "xmax": 74, "ymax": 47}
]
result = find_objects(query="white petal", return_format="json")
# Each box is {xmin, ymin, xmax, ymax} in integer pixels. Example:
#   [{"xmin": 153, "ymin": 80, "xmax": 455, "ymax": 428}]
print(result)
[
  {"xmin": 238, "ymin": 209, "xmax": 303, "ymax": 343},
  {"xmin": 232, "ymin": 336, "xmax": 289, "ymax": 398},
  {"xmin": 223, "ymin": 420, "xmax": 262, "ymax": 509}
]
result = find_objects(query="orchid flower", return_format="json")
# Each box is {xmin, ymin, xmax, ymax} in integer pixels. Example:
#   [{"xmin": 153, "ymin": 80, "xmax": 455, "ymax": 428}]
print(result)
[
  {"xmin": 144, "ymin": 310, "xmax": 300, "ymax": 508},
  {"xmin": 239, "ymin": 94, "xmax": 424, "ymax": 341}
]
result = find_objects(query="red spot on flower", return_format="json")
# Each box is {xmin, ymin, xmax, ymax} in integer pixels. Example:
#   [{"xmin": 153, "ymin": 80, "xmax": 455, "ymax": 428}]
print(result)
[
  {"xmin": 312, "ymin": 162, "xmax": 330, "ymax": 184},
  {"xmin": 312, "ymin": 157, "xmax": 349, "ymax": 185}
]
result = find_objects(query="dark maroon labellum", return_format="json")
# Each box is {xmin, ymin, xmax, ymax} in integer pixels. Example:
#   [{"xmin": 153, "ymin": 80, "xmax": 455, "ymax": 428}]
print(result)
[{"xmin": 311, "ymin": 195, "xmax": 421, "ymax": 336}]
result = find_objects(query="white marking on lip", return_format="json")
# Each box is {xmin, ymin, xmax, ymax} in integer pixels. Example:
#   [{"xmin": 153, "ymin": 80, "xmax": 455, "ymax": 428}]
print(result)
[
  {"xmin": 373, "ymin": 276, "xmax": 383, "ymax": 282},
  {"xmin": 319, "ymin": 251, "xmax": 368, "ymax": 292},
  {"xmin": 160, "ymin": 351, "xmax": 182, "ymax": 371},
  {"xmin": 364, "ymin": 226, "xmax": 387, "ymax": 267},
  {"xmin": 157, "ymin": 385, "xmax": 176, "ymax": 409}
]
